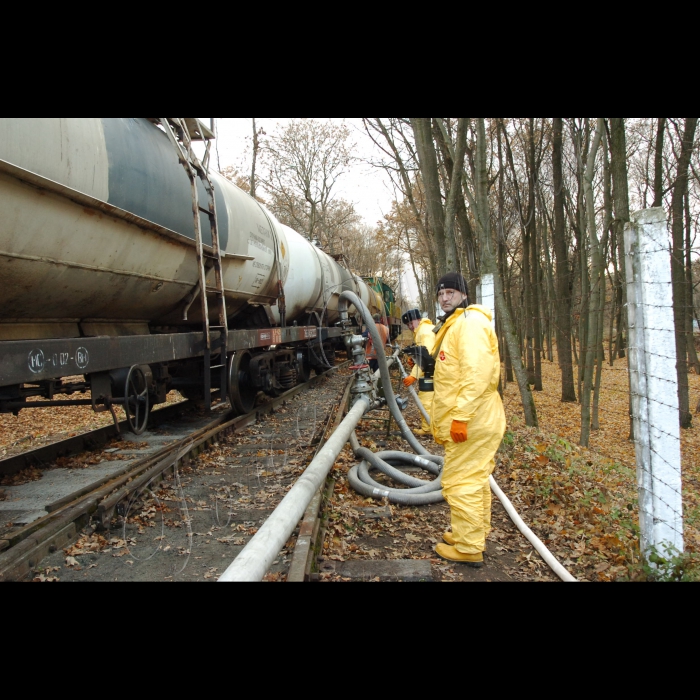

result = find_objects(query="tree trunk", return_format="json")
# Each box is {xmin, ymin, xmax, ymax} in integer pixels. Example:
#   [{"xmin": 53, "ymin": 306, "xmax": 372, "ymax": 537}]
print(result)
[
  {"xmin": 670, "ymin": 117, "xmax": 697, "ymax": 428},
  {"xmin": 609, "ymin": 117, "xmax": 633, "ymax": 438},
  {"xmin": 410, "ymin": 118, "xmax": 447, "ymax": 276},
  {"xmin": 652, "ymin": 118, "xmax": 666, "ymax": 208},
  {"xmin": 531, "ymin": 207, "xmax": 544, "ymax": 389},
  {"xmin": 552, "ymin": 118, "xmax": 577, "ymax": 401},
  {"xmin": 539, "ymin": 206, "xmax": 557, "ymax": 364},
  {"xmin": 685, "ymin": 189, "xmax": 700, "ymax": 372},
  {"xmin": 592, "ymin": 131, "xmax": 613, "ymax": 430},
  {"xmin": 250, "ymin": 118, "xmax": 259, "ymax": 199},
  {"xmin": 475, "ymin": 118, "xmax": 538, "ymax": 427},
  {"xmin": 580, "ymin": 118, "xmax": 604, "ymax": 447},
  {"xmin": 457, "ymin": 194, "xmax": 478, "ymax": 302},
  {"xmin": 526, "ymin": 119, "xmax": 543, "ymax": 390}
]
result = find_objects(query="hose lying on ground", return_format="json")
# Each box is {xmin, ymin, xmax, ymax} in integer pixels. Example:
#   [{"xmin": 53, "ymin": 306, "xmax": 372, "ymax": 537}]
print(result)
[
  {"xmin": 342, "ymin": 292, "xmax": 577, "ymax": 582},
  {"xmin": 341, "ymin": 291, "xmax": 444, "ymax": 506}
]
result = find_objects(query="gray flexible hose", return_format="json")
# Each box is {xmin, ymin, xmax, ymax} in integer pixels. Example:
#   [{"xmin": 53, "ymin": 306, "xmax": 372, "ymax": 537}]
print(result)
[
  {"xmin": 395, "ymin": 355, "xmax": 431, "ymax": 426},
  {"xmin": 340, "ymin": 291, "xmax": 429, "ymax": 458},
  {"xmin": 339, "ymin": 291, "xmax": 444, "ymax": 505}
]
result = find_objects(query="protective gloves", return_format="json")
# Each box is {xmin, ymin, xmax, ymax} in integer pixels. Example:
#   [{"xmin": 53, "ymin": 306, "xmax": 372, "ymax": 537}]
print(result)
[
  {"xmin": 406, "ymin": 357, "xmax": 415, "ymax": 369},
  {"xmin": 450, "ymin": 420, "xmax": 468, "ymax": 443},
  {"xmin": 403, "ymin": 376, "xmax": 416, "ymax": 387}
]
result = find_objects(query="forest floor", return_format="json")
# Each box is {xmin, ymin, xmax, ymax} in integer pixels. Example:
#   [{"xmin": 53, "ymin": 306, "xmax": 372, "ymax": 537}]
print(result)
[{"xmin": 498, "ymin": 356, "xmax": 700, "ymax": 581}]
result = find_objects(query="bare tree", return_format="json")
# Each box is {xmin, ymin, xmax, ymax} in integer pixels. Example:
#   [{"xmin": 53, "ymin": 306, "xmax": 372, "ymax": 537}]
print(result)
[
  {"xmin": 552, "ymin": 117, "xmax": 577, "ymax": 401},
  {"xmin": 250, "ymin": 118, "xmax": 260, "ymax": 200},
  {"xmin": 259, "ymin": 120, "xmax": 355, "ymax": 249},
  {"xmin": 670, "ymin": 117, "xmax": 698, "ymax": 428}
]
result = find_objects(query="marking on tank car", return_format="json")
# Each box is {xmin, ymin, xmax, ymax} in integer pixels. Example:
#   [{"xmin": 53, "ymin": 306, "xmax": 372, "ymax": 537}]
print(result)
[
  {"xmin": 252, "ymin": 273, "xmax": 265, "ymax": 289},
  {"xmin": 304, "ymin": 328, "xmax": 318, "ymax": 339},
  {"xmin": 248, "ymin": 238, "xmax": 273, "ymax": 256},
  {"xmin": 28, "ymin": 349, "xmax": 45, "ymax": 373},
  {"xmin": 76, "ymin": 347, "xmax": 89, "ymax": 369},
  {"xmin": 256, "ymin": 225, "xmax": 271, "ymax": 238},
  {"xmin": 272, "ymin": 328, "xmax": 282, "ymax": 344},
  {"xmin": 250, "ymin": 232, "xmax": 269, "ymax": 246},
  {"xmin": 252, "ymin": 262, "xmax": 271, "ymax": 271}
]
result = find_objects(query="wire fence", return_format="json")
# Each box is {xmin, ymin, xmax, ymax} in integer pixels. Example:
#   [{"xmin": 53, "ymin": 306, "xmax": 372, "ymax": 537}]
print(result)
[{"xmin": 478, "ymin": 212, "xmax": 699, "ymax": 560}]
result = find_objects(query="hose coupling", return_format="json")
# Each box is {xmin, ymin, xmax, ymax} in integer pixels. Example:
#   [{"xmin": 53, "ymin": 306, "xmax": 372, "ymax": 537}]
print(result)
[{"xmin": 344, "ymin": 333, "xmax": 367, "ymax": 367}]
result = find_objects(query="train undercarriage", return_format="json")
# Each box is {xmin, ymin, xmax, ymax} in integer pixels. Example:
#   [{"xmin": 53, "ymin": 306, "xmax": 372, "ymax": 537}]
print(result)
[{"xmin": 0, "ymin": 325, "xmax": 345, "ymax": 435}]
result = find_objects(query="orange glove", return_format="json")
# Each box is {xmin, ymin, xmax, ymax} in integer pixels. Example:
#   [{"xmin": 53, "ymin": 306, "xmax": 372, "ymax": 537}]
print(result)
[
  {"xmin": 450, "ymin": 420, "xmax": 468, "ymax": 443},
  {"xmin": 403, "ymin": 376, "xmax": 416, "ymax": 388},
  {"xmin": 406, "ymin": 357, "xmax": 415, "ymax": 369}
]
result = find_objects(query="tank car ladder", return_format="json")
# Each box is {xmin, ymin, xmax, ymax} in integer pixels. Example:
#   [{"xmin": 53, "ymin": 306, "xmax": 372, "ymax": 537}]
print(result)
[{"xmin": 156, "ymin": 118, "xmax": 228, "ymax": 410}]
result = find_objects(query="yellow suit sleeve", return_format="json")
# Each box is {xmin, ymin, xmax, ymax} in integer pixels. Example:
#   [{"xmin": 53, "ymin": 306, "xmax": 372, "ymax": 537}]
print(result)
[{"xmin": 453, "ymin": 315, "xmax": 494, "ymax": 423}]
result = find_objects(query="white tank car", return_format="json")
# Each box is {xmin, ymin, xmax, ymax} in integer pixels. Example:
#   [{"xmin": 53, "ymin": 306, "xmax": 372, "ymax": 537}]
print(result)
[{"xmin": 0, "ymin": 117, "xmax": 379, "ymax": 341}]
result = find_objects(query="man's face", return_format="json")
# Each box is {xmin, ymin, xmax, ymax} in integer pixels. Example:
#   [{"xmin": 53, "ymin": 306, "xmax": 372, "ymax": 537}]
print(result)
[
  {"xmin": 437, "ymin": 288, "xmax": 468, "ymax": 314},
  {"xmin": 408, "ymin": 319, "xmax": 420, "ymax": 332}
]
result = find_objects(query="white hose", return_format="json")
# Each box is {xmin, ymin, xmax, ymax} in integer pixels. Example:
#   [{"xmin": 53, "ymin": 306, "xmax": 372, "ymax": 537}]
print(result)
[{"xmin": 489, "ymin": 475, "xmax": 578, "ymax": 582}]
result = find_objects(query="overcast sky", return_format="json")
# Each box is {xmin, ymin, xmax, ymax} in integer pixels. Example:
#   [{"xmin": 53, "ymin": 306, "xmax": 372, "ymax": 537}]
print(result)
[{"xmin": 204, "ymin": 118, "xmax": 396, "ymax": 226}]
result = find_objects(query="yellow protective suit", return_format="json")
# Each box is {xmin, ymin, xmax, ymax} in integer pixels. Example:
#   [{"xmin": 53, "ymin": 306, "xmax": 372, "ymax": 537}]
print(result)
[
  {"xmin": 410, "ymin": 317, "xmax": 436, "ymax": 431},
  {"xmin": 430, "ymin": 305, "xmax": 506, "ymax": 555}
]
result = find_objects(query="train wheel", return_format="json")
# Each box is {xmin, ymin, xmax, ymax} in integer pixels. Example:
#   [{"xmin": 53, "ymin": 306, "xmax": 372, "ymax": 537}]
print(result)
[
  {"xmin": 125, "ymin": 365, "xmax": 150, "ymax": 435},
  {"xmin": 228, "ymin": 351, "xmax": 257, "ymax": 415}
]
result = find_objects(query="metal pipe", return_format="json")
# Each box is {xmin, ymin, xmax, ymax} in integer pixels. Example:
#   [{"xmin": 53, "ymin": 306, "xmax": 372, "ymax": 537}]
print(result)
[{"xmin": 218, "ymin": 394, "xmax": 370, "ymax": 582}]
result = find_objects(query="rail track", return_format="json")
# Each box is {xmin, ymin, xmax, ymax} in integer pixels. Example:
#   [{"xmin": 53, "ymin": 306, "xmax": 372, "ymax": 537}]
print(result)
[{"xmin": 0, "ymin": 363, "xmax": 352, "ymax": 581}]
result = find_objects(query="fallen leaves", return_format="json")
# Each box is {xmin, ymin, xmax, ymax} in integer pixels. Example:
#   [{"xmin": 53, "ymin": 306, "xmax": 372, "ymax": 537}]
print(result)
[
  {"xmin": 64, "ymin": 533, "xmax": 109, "ymax": 557},
  {"xmin": 0, "ymin": 466, "xmax": 43, "ymax": 486},
  {"xmin": 33, "ymin": 571, "xmax": 60, "ymax": 582}
]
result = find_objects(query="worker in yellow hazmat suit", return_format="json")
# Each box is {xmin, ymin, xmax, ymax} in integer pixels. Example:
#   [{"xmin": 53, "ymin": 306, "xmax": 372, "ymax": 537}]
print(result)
[
  {"xmin": 401, "ymin": 309, "xmax": 435, "ymax": 435},
  {"xmin": 430, "ymin": 272, "xmax": 506, "ymax": 567}
]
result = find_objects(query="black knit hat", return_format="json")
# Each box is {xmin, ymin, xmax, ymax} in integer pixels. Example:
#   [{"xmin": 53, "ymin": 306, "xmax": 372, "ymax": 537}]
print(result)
[
  {"xmin": 401, "ymin": 308, "xmax": 422, "ymax": 325},
  {"xmin": 435, "ymin": 272, "xmax": 469, "ymax": 298}
]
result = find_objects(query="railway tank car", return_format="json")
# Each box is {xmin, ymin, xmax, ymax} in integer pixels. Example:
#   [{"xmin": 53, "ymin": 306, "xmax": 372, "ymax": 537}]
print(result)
[{"xmin": 0, "ymin": 117, "xmax": 394, "ymax": 432}]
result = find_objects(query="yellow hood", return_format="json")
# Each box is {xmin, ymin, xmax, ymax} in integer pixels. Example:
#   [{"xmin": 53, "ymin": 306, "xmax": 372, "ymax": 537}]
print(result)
[{"xmin": 466, "ymin": 304, "xmax": 492, "ymax": 322}]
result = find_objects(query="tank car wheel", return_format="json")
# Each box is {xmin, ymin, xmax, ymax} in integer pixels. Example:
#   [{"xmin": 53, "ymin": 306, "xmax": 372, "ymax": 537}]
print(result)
[
  {"xmin": 125, "ymin": 365, "xmax": 150, "ymax": 435},
  {"xmin": 228, "ymin": 351, "xmax": 257, "ymax": 415}
]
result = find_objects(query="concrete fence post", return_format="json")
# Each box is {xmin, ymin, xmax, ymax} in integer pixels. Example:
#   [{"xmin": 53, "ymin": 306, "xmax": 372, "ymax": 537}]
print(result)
[
  {"xmin": 624, "ymin": 207, "xmax": 684, "ymax": 558},
  {"xmin": 476, "ymin": 273, "xmax": 495, "ymax": 329}
]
